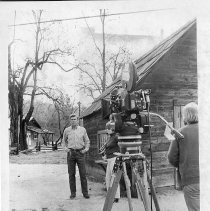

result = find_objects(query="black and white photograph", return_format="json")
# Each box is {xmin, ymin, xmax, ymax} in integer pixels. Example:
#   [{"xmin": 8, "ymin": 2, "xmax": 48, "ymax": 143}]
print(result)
[{"xmin": 1, "ymin": 0, "xmax": 210, "ymax": 211}]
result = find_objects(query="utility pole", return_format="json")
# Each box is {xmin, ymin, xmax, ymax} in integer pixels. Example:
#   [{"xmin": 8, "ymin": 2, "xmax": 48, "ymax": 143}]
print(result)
[{"xmin": 100, "ymin": 9, "xmax": 106, "ymax": 92}]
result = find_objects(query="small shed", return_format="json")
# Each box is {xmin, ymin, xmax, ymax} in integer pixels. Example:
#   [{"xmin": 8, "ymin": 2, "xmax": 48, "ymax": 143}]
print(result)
[
  {"xmin": 81, "ymin": 19, "xmax": 197, "ymax": 187},
  {"xmin": 26, "ymin": 117, "xmax": 54, "ymax": 149}
]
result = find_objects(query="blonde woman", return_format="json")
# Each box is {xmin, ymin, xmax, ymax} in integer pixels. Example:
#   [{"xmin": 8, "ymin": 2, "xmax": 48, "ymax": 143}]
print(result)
[{"xmin": 168, "ymin": 102, "xmax": 199, "ymax": 211}]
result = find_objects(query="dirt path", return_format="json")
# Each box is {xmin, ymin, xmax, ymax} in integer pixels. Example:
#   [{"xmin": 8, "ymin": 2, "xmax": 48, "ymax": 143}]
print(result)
[
  {"xmin": 10, "ymin": 164, "xmax": 105, "ymax": 211},
  {"xmin": 9, "ymin": 163, "xmax": 188, "ymax": 211}
]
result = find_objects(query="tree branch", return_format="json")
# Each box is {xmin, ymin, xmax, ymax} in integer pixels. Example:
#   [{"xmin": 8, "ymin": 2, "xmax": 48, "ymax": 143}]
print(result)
[
  {"xmin": 45, "ymin": 61, "xmax": 79, "ymax": 72},
  {"xmin": 78, "ymin": 67, "xmax": 102, "ymax": 92},
  {"xmin": 83, "ymin": 13, "xmax": 103, "ymax": 60},
  {"xmin": 23, "ymin": 66, "xmax": 35, "ymax": 90}
]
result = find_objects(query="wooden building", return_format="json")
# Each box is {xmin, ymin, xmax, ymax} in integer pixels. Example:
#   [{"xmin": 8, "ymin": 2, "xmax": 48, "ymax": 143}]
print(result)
[
  {"xmin": 26, "ymin": 117, "xmax": 54, "ymax": 149},
  {"xmin": 81, "ymin": 19, "xmax": 197, "ymax": 187}
]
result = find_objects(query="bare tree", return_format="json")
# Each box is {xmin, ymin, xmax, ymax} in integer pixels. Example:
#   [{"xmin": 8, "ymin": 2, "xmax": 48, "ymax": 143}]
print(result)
[
  {"xmin": 8, "ymin": 10, "xmax": 78, "ymax": 151},
  {"xmin": 78, "ymin": 10, "xmax": 132, "ymax": 100},
  {"xmin": 36, "ymin": 87, "xmax": 76, "ymax": 147}
]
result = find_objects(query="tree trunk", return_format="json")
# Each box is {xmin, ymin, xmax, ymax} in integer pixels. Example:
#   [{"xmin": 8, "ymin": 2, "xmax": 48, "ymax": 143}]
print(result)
[
  {"xmin": 19, "ymin": 119, "xmax": 28, "ymax": 150},
  {"xmin": 8, "ymin": 43, "xmax": 19, "ymax": 147},
  {"xmin": 8, "ymin": 82, "xmax": 19, "ymax": 147},
  {"xmin": 9, "ymin": 110, "xmax": 19, "ymax": 146},
  {"xmin": 10, "ymin": 114, "xmax": 18, "ymax": 145},
  {"xmin": 17, "ymin": 91, "xmax": 28, "ymax": 150}
]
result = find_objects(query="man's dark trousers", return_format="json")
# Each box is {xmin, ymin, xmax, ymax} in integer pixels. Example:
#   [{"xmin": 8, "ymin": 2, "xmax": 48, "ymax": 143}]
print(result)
[{"xmin": 67, "ymin": 150, "xmax": 88, "ymax": 196}]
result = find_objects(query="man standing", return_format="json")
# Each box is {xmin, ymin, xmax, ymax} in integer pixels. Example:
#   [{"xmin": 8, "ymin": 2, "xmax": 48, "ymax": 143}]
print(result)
[
  {"xmin": 168, "ymin": 102, "xmax": 199, "ymax": 211},
  {"xmin": 63, "ymin": 114, "xmax": 90, "ymax": 199}
]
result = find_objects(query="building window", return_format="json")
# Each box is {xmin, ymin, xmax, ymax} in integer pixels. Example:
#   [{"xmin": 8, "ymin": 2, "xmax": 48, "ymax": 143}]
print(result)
[{"xmin": 34, "ymin": 133, "xmax": 38, "ymax": 139}]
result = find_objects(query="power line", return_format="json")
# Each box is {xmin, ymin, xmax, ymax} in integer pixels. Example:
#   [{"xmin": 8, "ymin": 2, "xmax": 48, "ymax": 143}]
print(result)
[{"xmin": 8, "ymin": 8, "xmax": 175, "ymax": 27}]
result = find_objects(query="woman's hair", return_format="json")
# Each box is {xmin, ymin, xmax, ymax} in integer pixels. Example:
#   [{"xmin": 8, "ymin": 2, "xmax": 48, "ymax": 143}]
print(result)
[{"xmin": 183, "ymin": 102, "xmax": 198, "ymax": 124}]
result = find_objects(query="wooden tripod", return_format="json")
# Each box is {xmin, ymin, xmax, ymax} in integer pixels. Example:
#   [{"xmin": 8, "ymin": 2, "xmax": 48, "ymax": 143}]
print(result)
[{"xmin": 102, "ymin": 140, "xmax": 160, "ymax": 211}]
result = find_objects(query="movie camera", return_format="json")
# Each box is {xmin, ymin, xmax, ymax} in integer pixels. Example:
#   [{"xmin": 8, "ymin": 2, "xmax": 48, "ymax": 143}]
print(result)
[
  {"xmin": 102, "ymin": 62, "xmax": 151, "ymax": 137},
  {"xmin": 99, "ymin": 62, "xmax": 184, "ymax": 154}
]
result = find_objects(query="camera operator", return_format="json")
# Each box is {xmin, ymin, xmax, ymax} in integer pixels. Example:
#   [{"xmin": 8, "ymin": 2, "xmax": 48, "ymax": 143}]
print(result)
[
  {"xmin": 168, "ymin": 102, "xmax": 199, "ymax": 211},
  {"xmin": 104, "ymin": 114, "xmax": 120, "ymax": 203}
]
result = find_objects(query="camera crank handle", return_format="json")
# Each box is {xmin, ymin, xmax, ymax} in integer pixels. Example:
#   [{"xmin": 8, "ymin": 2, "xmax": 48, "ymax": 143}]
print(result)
[
  {"xmin": 151, "ymin": 112, "xmax": 184, "ymax": 139},
  {"xmin": 140, "ymin": 111, "xmax": 184, "ymax": 139}
]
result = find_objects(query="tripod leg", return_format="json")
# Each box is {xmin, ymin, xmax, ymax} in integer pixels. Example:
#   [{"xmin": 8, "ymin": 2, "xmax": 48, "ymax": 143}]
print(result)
[
  {"xmin": 135, "ymin": 182, "xmax": 142, "ymax": 201},
  {"xmin": 103, "ymin": 170, "xmax": 123, "ymax": 211},
  {"xmin": 147, "ymin": 171, "xmax": 160, "ymax": 211},
  {"xmin": 133, "ymin": 167, "xmax": 151, "ymax": 211},
  {"xmin": 122, "ymin": 162, "xmax": 133, "ymax": 211}
]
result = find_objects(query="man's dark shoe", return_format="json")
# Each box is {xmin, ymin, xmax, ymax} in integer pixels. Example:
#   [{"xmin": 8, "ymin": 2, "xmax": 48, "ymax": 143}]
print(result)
[
  {"xmin": 83, "ymin": 194, "xmax": 90, "ymax": 199},
  {"xmin": 70, "ymin": 194, "xmax": 76, "ymax": 199}
]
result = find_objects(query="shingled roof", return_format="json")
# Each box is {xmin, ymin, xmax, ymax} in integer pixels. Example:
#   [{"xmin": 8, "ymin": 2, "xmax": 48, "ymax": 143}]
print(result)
[
  {"xmin": 27, "ymin": 126, "xmax": 54, "ymax": 134},
  {"xmin": 81, "ymin": 18, "xmax": 196, "ymax": 118}
]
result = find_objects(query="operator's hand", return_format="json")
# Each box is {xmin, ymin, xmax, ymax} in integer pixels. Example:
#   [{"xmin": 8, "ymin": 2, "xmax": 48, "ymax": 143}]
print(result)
[
  {"xmin": 171, "ymin": 129, "xmax": 175, "ymax": 135},
  {"xmin": 80, "ymin": 149, "xmax": 87, "ymax": 154},
  {"xmin": 102, "ymin": 155, "xmax": 107, "ymax": 160}
]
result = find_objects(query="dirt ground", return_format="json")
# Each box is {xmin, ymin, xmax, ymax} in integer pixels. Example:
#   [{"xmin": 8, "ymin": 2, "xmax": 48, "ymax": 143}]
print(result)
[{"xmin": 9, "ymin": 151, "xmax": 188, "ymax": 211}]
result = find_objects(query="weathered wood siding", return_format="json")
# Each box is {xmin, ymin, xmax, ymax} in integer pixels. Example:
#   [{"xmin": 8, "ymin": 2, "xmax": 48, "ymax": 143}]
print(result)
[
  {"xmin": 139, "ymin": 24, "xmax": 197, "ymax": 102},
  {"xmin": 83, "ymin": 110, "xmax": 107, "ymax": 166}
]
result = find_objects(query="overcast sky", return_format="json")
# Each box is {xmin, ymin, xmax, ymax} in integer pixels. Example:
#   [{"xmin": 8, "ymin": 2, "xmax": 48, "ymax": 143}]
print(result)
[
  {"xmin": 1, "ymin": 0, "xmax": 210, "ymax": 116},
  {"xmin": 1, "ymin": 0, "xmax": 202, "ymax": 107},
  {"xmin": 5, "ymin": 0, "xmax": 198, "ymax": 38},
  {"xmin": 1, "ymin": 0, "xmax": 210, "ymax": 106}
]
